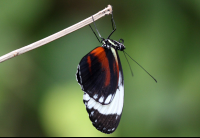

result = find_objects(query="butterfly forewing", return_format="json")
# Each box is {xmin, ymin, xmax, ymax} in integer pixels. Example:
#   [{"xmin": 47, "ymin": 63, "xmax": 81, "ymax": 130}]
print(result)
[
  {"xmin": 76, "ymin": 46, "xmax": 124, "ymax": 134},
  {"xmin": 77, "ymin": 47, "xmax": 120, "ymax": 104}
]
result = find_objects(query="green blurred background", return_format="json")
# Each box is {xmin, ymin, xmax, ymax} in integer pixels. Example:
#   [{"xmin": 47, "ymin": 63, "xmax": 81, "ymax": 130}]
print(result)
[{"xmin": 0, "ymin": 0, "xmax": 200, "ymax": 137}]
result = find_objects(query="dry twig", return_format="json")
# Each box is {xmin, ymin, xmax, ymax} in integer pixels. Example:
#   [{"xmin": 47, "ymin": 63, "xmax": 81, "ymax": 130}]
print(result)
[{"xmin": 0, "ymin": 5, "xmax": 113, "ymax": 63}]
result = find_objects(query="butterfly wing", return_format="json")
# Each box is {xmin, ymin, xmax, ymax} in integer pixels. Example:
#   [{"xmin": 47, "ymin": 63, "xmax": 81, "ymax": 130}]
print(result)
[{"xmin": 76, "ymin": 46, "xmax": 124, "ymax": 134}]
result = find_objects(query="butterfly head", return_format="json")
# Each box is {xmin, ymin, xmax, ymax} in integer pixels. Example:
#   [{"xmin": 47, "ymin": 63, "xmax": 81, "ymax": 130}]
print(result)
[{"xmin": 102, "ymin": 38, "xmax": 125, "ymax": 51}]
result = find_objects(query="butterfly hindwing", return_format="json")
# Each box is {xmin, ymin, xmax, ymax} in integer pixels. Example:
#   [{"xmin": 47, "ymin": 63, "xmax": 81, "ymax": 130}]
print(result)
[{"xmin": 76, "ymin": 46, "xmax": 124, "ymax": 134}]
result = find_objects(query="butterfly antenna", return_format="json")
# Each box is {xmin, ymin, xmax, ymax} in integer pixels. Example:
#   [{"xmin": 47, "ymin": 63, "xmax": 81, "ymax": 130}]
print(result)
[
  {"xmin": 123, "ymin": 51, "xmax": 134, "ymax": 77},
  {"xmin": 124, "ymin": 51, "xmax": 157, "ymax": 83}
]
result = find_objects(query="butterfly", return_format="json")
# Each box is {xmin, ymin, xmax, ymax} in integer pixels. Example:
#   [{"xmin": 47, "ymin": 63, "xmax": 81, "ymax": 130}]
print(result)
[
  {"xmin": 76, "ymin": 13, "xmax": 157, "ymax": 134},
  {"xmin": 76, "ymin": 13, "xmax": 125, "ymax": 134}
]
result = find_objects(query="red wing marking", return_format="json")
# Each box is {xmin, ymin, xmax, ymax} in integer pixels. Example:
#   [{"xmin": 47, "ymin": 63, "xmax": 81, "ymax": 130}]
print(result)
[
  {"xmin": 91, "ymin": 47, "xmax": 110, "ymax": 87},
  {"xmin": 113, "ymin": 60, "xmax": 119, "ymax": 78},
  {"xmin": 87, "ymin": 56, "xmax": 92, "ymax": 73}
]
